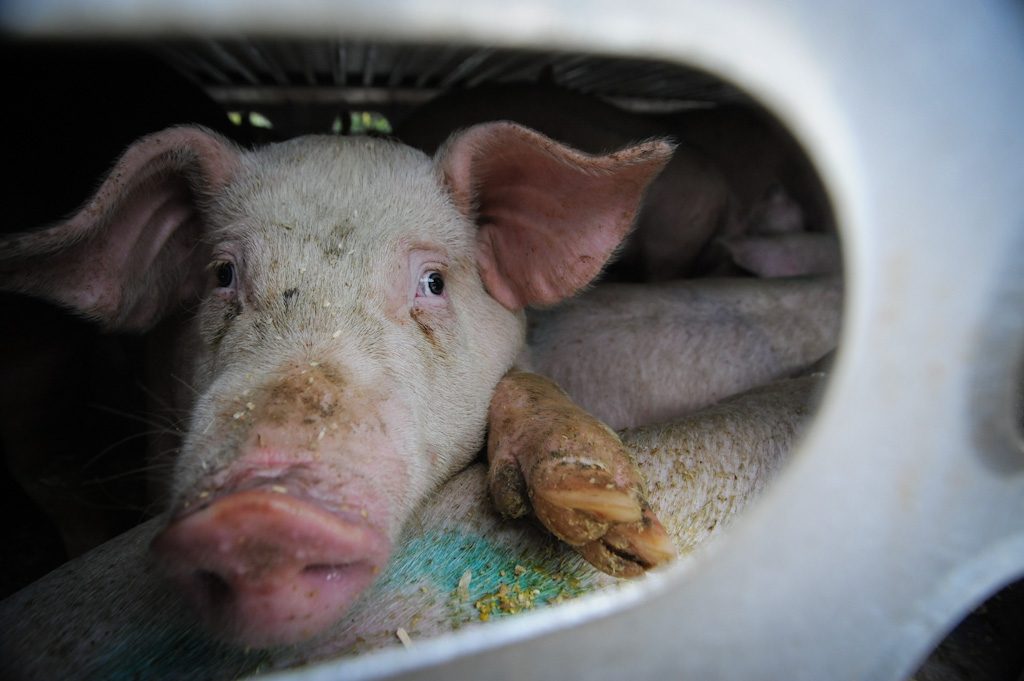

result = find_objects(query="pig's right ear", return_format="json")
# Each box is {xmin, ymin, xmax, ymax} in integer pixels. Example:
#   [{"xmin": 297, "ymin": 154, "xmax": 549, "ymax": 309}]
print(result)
[
  {"xmin": 0, "ymin": 127, "xmax": 240, "ymax": 332},
  {"xmin": 436, "ymin": 122, "xmax": 674, "ymax": 311}
]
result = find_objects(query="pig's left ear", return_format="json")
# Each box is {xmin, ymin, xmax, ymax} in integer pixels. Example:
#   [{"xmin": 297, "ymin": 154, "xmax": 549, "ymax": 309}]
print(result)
[
  {"xmin": 436, "ymin": 122, "xmax": 674, "ymax": 310},
  {"xmin": 0, "ymin": 127, "xmax": 240, "ymax": 332}
]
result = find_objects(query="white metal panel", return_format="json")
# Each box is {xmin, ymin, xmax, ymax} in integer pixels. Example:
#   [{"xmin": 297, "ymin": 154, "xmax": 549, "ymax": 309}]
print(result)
[{"xmin": 3, "ymin": 1, "xmax": 1022, "ymax": 679}]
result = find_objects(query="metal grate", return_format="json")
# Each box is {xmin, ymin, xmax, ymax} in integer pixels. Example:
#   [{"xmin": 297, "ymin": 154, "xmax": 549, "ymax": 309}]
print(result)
[{"xmin": 156, "ymin": 39, "xmax": 749, "ymax": 113}]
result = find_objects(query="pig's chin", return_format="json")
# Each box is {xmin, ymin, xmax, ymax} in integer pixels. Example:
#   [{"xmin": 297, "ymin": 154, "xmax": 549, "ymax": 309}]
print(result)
[{"xmin": 151, "ymin": 487, "xmax": 392, "ymax": 648}]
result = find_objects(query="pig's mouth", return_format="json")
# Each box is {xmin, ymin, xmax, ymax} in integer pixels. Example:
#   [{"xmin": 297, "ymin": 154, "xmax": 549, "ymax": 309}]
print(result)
[
  {"xmin": 151, "ymin": 477, "xmax": 392, "ymax": 648},
  {"xmin": 175, "ymin": 462, "xmax": 374, "ymax": 518}
]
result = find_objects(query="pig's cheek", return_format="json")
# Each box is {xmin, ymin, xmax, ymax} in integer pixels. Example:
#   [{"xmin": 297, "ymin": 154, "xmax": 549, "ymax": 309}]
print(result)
[
  {"xmin": 407, "ymin": 302, "xmax": 456, "ymax": 355},
  {"xmin": 197, "ymin": 297, "xmax": 242, "ymax": 351},
  {"xmin": 169, "ymin": 430, "xmax": 234, "ymax": 504},
  {"xmin": 171, "ymin": 378, "xmax": 254, "ymax": 496}
]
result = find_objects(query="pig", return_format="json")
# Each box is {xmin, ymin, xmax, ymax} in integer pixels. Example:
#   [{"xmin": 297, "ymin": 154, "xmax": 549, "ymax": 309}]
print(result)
[
  {"xmin": 0, "ymin": 122, "xmax": 677, "ymax": 647},
  {"xmin": 659, "ymin": 103, "xmax": 835, "ymax": 238},
  {"xmin": 651, "ymin": 105, "xmax": 842, "ymax": 278},
  {"xmin": 394, "ymin": 83, "xmax": 836, "ymax": 281},
  {"xmin": 523, "ymin": 277, "xmax": 840, "ymax": 430},
  {"xmin": 712, "ymin": 187, "xmax": 841, "ymax": 278},
  {"xmin": 719, "ymin": 232, "xmax": 842, "ymax": 278},
  {"xmin": 0, "ymin": 375, "xmax": 824, "ymax": 681}
]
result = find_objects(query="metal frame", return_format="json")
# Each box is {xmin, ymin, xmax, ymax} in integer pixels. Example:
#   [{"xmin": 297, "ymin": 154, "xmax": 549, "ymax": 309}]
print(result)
[{"xmin": 3, "ymin": 1, "xmax": 1022, "ymax": 679}]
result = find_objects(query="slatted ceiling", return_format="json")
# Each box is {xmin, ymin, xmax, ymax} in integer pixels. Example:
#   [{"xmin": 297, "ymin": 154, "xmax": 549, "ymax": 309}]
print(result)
[
  {"xmin": 156, "ymin": 39, "xmax": 749, "ymax": 107},
  {"xmin": 153, "ymin": 39, "xmax": 750, "ymax": 138}
]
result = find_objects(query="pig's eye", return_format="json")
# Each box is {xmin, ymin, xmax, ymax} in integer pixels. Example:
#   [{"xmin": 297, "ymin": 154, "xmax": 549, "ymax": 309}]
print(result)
[
  {"xmin": 214, "ymin": 262, "xmax": 235, "ymax": 289},
  {"xmin": 418, "ymin": 271, "xmax": 445, "ymax": 297}
]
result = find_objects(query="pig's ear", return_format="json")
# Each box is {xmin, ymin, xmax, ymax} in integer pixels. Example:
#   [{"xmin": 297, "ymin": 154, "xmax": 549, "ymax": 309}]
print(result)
[
  {"xmin": 436, "ymin": 122, "xmax": 674, "ymax": 310},
  {"xmin": 0, "ymin": 126, "xmax": 240, "ymax": 332}
]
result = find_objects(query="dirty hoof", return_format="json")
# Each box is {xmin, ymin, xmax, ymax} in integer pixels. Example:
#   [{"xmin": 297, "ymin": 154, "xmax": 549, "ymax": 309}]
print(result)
[
  {"xmin": 576, "ymin": 504, "xmax": 675, "ymax": 577},
  {"xmin": 487, "ymin": 370, "xmax": 676, "ymax": 575}
]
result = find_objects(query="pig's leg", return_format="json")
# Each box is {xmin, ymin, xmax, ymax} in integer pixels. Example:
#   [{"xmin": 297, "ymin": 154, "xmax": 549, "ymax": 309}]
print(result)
[{"xmin": 486, "ymin": 370, "xmax": 675, "ymax": 577}]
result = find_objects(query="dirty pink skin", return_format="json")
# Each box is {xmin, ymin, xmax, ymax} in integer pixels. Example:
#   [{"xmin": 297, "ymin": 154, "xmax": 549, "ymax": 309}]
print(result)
[{"xmin": 0, "ymin": 123, "xmax": 671, "ymax": 647}]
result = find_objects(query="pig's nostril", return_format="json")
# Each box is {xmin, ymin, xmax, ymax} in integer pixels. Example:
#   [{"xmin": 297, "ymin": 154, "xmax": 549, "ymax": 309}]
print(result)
[{"xmin": 194, "ymin": 570, "xmax": 233, "ymax": 608}]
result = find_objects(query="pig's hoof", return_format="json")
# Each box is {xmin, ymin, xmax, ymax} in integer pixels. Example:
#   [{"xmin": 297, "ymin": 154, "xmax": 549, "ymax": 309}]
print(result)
[
  {"xmin": 576, "ymin": 504, "xmax": 675, "ymax": 577},
  {"xmin": 487, "ymin": 370, "xmax": 676, "ymax": 576},
  {"xmin": 527, "ymin": 457, "xmax": 642, "ymax": 545}
]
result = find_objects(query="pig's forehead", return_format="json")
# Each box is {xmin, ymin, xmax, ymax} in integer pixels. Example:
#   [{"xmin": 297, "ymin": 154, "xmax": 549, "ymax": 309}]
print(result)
[{"xmin": 212, "ymin": 135, "xmax": 466, "ymax": 246}]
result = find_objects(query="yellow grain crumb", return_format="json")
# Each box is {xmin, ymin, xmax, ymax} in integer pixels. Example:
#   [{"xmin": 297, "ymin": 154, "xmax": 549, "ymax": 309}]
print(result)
[
  {"xmin": 396, "ymin": 628, "xmax": 412, "ymax": 648},
  {"xmin": 474, "ymin": 580, "xmax": 541, "ymax": 622}
]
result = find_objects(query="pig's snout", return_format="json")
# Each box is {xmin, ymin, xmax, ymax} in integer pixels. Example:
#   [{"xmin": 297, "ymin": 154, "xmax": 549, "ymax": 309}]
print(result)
[{"xmin": 151, "ymin": 487, "xmax": 390, "ymax": 647}]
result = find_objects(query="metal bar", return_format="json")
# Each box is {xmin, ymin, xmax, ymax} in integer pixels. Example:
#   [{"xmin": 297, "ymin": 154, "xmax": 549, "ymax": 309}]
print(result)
[
  {"xmin": 387, "ymin": 45, "xmax": 418, "ymax": 87},
  {"xmin": 464, "ymin": 50, "xmax": 536, "ymax": 87},
  {"xmin": 153, "ymin": 44, "xmax": 233, "ymax": 87},
  {"xmin": 203, "ymin": 39, "xmax": 262, "ymax": 86},
  {"xmin": 438, "ymin": 47, "xmax": 496, "ymax": 88},
  {"xmin": 362, "ymin": 43, "xmax": 377, "ymax": 87},
  {"xmin": 205, "ymin": 86, "xmax": 441, "ymax": 106},
  {"xmin": 243, "ymin": 41, "xmax": 290, "ymax": 86},
  {"xmin": 335, "ymin": 42, "xmax": 348, "ymax": 86},
  {"xmin": 414, "ymin": 44, "xmax": 463, "ymax": 88}
]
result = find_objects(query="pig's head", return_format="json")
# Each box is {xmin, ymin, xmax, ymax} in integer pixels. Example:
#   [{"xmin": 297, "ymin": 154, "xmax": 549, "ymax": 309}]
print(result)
[{"xmin": 0, "ymin": 123, "xmax": 672, "ymax": 646}]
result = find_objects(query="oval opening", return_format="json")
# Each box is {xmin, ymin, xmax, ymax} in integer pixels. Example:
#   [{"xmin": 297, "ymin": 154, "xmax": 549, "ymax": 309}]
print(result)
[
  {"xmin": 911, "ymin": 575, "xmax": 1024, "ymax": 681},
  {"xmin": 0, "ymin": 39, "xmax": 843, "ymax": 676}
]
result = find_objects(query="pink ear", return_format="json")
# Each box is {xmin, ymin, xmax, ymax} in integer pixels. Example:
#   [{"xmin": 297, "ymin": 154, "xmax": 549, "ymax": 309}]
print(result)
[
  {"xmin": 0, "ymin": 127, "xmax": 240, "ymax": 331},
  {"xmin": 437, "ymin": 122, "xmax": 674, "ymax": 310}
]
